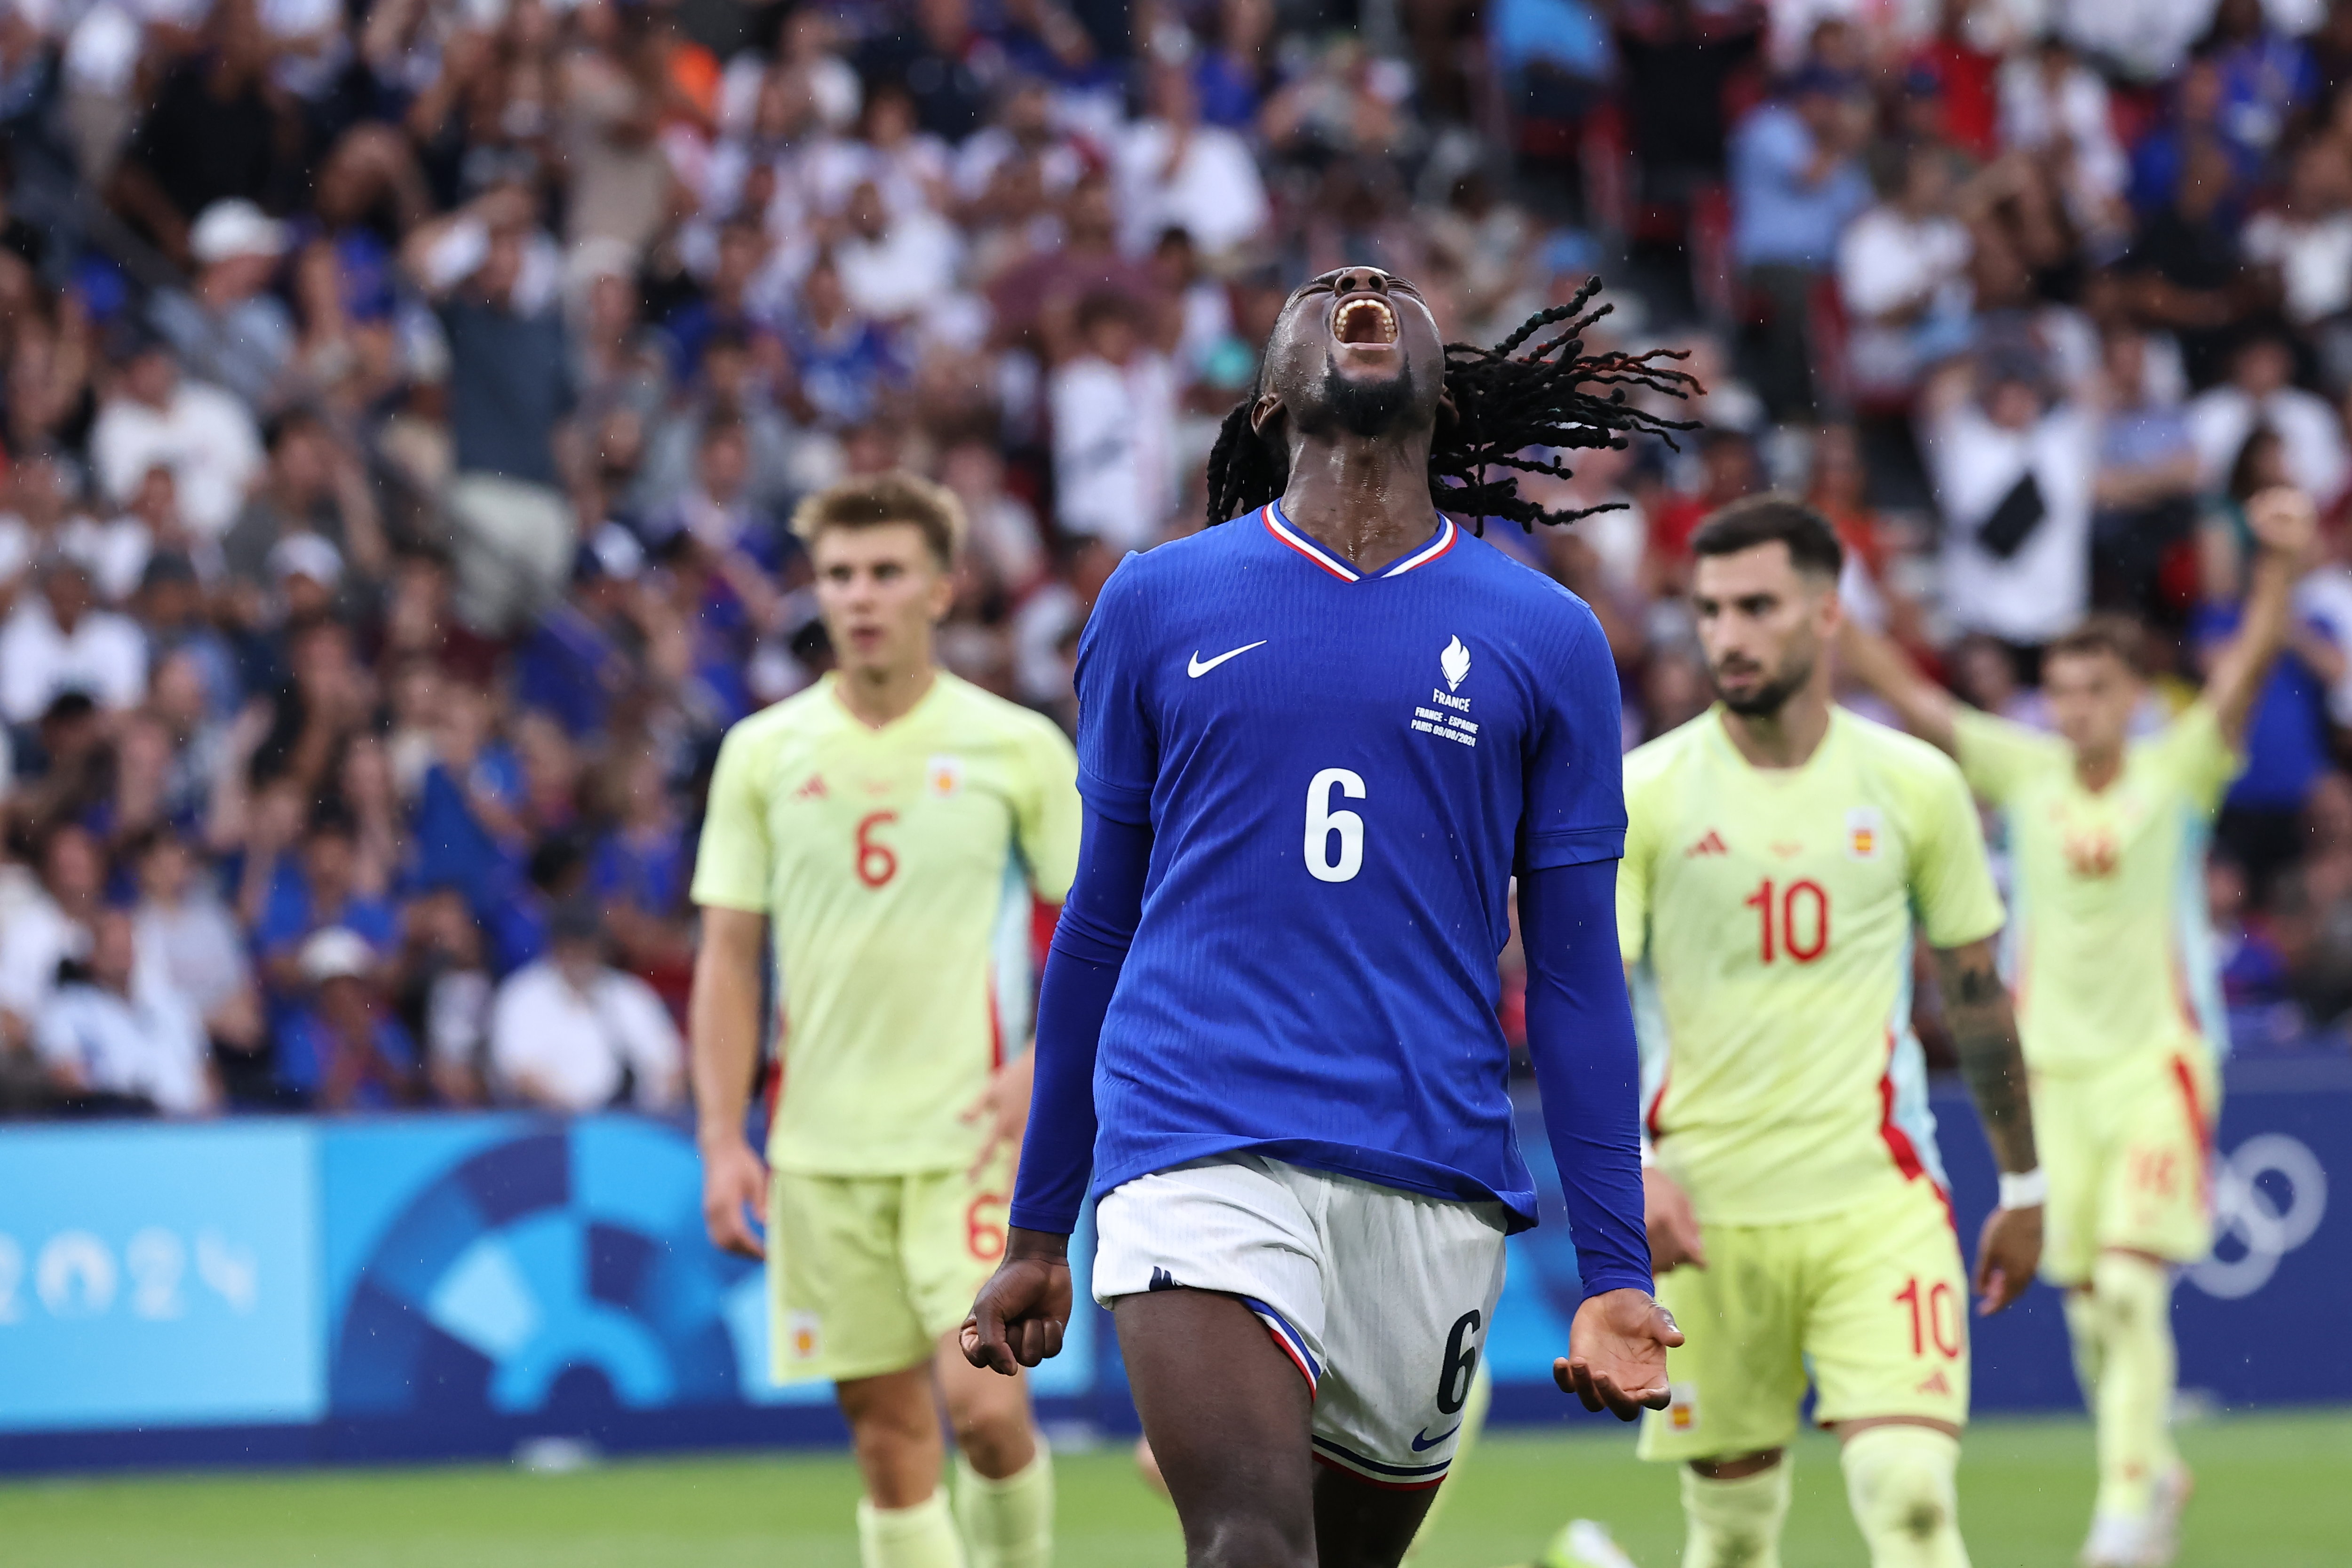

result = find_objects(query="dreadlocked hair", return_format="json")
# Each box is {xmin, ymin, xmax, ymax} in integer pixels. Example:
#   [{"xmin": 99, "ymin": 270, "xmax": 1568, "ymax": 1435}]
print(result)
[{"xmin": 1203, "ymin": 277, "xmax": 1701, "ymax": 533}]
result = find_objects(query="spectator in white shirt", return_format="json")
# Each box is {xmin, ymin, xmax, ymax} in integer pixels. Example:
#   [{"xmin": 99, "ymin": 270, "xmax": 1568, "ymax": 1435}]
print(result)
[
  {"xmin": 0, "ymin": 822, "xmax": 110, "ymax": 1049},
  {"xmin": 1997, "ymin": 37, "xmax": 2129, "ymax": 245},
  {"xmin": 34, "ymin": 909, "xmax": 216, "ymax": 1115},
  {"xmin": 1049, "ymin": 292, "xmax": 1178, "ymax": 554},
  {"xmin": 1837, "ymin": 143, "xmax": 1976, "ymax": 399},
  {"xmin": 487, "ymin": 901, "xmax": 682, "ymax": 1113},
  {"xmin": 2242, "ymin": 142, "xmax": 2352, "ymax": 339},
  {"xmin": 0, "ymin": 557, "xmax": 148, "ymax": 725},
  {"xmin": 87, "ymin": 334, "xmax": 264, "ymax": 540},
  {"xmin": 1115, "ymin": 61, "xmax": 1270, "ymax": 260},
  {"xmin": 1920, "ymin": 350, "xmax": 2098, "ymax": 648},
  {"xmin": 833, "ymin": 177, "xmax": 963, "ymax": 323},
  {"xmin": 2189, "ymin": 332, "xmax": 2350, "ymax": 509}
]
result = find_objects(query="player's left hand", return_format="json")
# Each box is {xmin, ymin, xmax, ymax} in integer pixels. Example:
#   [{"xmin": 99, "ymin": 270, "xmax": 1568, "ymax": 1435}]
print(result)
[
  {"xmin": 1973, "ymin": 1202, "xmax": 2042, "ymax": 1316},
  {"xmin": 961, "ymin": 1048, "xmax": 1037, "ymax": 1182},
  {"xmin": 1555, "ymin": 1288, "xmax": 1682, "ymax": 1421}
]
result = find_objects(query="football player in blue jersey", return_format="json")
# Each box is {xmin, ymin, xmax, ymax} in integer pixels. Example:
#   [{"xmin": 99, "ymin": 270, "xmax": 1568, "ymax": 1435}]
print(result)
[{"xmin": 963, "ymin": 268, "xmax": 1695, "ymax": 1568}]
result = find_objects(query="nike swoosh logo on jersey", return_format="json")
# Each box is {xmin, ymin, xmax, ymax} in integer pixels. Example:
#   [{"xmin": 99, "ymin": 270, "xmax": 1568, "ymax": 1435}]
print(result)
[
  {"xmin": 1411, "ymin": 1425, "xmax": 1461, "ymax": 1451},
  {"xmin": 1188, "ymin": 641, "xmax": 1269, "ymax": 677}
]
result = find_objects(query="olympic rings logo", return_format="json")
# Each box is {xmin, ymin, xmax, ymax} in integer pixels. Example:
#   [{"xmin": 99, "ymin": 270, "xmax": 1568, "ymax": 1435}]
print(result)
[{"xmin": 2186, "ymin": 1134, "xmax": 2329, "ymax": 1300}]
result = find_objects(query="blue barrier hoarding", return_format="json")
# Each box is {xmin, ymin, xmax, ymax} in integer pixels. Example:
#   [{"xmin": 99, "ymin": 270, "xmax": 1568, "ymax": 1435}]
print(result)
[
  {"xmin": 0, "ymin": 1122, "xmax": 320, "ymax": 1432},
  {"xmin": 0, "ymin": 1059, "xmax": 2341, "ymax": 1470}
]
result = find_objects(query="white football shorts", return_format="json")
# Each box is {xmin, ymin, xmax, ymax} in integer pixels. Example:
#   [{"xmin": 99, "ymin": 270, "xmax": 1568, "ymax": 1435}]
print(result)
[{"xmin": 1093, "ymin": 1153, "xmax": 1510, "ymax": 1489}]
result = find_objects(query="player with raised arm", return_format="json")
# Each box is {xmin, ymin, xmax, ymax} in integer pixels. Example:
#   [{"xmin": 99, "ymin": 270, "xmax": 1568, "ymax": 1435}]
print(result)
[
  {"xmin": 1840, "ymin": 486, "xmax": 2316, "ymax": 1568},
  {"xmin": 1624, "ymin": 498, "xmax": 2042, "ymax": 1568},
  {"xmin": 689, "ymin": 474, "xmax": 1080, "ymax": 1568},
  {"xmin": 961, "ymin": 271, "xmax": 1693, "ymax": 1568}
]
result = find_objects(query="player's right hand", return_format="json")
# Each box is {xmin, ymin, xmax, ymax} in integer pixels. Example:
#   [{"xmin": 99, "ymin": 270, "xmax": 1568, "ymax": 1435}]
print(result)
[
  {"xmin": 1644, "ymin": 1167, "xmax": 1708, "ymax": 1273},
  {"xmin": 962, "ymin": 1232, "xmax": 1073, "ymax": 1376},
  {"xmin": 699, "ymin": 1137, "xmax": 769, "ymax": 1260}
]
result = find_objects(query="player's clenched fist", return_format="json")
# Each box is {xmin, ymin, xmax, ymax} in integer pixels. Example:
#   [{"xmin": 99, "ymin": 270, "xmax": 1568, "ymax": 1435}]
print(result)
[
  {"xmin": 962, "ymin": 1229, "xmax": 1074, "ymax": 1376},
  {"xmin": 1556, "ymin": 1287, "xmax": 1683, "ymax": 1421},
  {"xmin": 699, "ymin": 1137, "xmax": 769, "ymax": 1260}
]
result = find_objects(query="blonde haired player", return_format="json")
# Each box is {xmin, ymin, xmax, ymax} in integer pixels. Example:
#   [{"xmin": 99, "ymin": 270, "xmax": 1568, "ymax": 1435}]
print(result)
[
  {"xmin": 1625, "ymin": 498, "xmax": 2042, "ymax": 1568},
  {"xmin": 1842, "ymin": 486, "xmax": 2316, "ymax": 1568},
  {"xmin": 691, "ymin": 472, "xmax": 1080, "ymax": 1568}
]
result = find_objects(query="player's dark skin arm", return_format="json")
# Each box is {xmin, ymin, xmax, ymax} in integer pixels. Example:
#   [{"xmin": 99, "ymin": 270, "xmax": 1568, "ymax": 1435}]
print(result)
[{"xmin": 1932, "ymin": 936, "xmax": 2042, "ymax": 1315}]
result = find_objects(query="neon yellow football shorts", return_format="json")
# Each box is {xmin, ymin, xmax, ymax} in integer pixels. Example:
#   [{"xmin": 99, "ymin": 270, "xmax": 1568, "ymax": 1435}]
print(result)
[
  {"xmin": 1639, "ymin": 1178, "xmax": 1971, "ymax": 1464},
  {"xmin": 2033, "ymin": 1044, "xmax": 2219, "ymax": 1287},
  {"xmin": 769, "ymin": 1162, "xmax": 1012, "ymax": 1385}
]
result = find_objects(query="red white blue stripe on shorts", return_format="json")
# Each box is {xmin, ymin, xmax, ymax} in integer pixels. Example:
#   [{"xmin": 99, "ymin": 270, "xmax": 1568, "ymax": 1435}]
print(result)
[
  {"xmin": 1310, "ymin": 1434, "xmax": 1452, "ymax": 1491},
  {"xmin": 1242, "ymin": 1296, "xmax": 1320, "ymax": 1394}
]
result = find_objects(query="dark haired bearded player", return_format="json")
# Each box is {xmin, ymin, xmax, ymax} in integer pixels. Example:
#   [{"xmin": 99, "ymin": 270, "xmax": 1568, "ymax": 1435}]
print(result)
[{"xmin": 961, "ymin": 267, "xmax": 1692, "ymax": 1568}]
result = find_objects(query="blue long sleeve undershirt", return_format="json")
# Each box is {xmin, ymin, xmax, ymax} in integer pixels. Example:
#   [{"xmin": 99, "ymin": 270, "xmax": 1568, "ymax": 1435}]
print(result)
[
  {"xmin": 1009, "ymin": 805, "xmax": 1653, "ymax": 1301},
  {"xmin": 1517, "ymin": 857, "xmax": 1653, "ymax": 1297}
]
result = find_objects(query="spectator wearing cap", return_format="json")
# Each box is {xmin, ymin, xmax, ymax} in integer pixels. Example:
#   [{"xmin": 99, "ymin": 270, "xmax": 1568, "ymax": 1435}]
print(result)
[
  {"xmin": 400, "ymin": 183, "xmax": 578, "ymax": 635},
  {"xmin": 105, "ymin": 0, "xmax": 300, "ymax": 267},
  {"xmin": 0, "ymin": 557, "xmax": 147, "ymax": 726},
  {"xmin": 267, "ymin": 533, "xmax": 350, "ymax": 626},
  {"xmin": 33, "ymin": 909, "xmax": 217, "ymax": 1116},
  {"xmin": 222, "ymin": 412, "xmax": 390, "ymax": 598},
  {"xmin": 151, "ymin": 199, "xmax": 299, "ymax": 410},
  {"xmin": 1729, "ymin": 64, "xmax": 1873, "ymax": 419},
  {"xmin": 277, "ymin": 925, "xmax": 421, "ymax": 1110},
  {"xmin": 251, "ymin": 799, "xmax": 400, "ymax": 993},
  {"xmin": 1920, "ymin": 347, "xmax": 2098, "ymax": 651},
  {"xmin": 87, "ymin": 332, "xmax": 266, "ymax": 543},
  {"xmin": 486, "ymin": 900, "xmax": 682, "ymax": 1112}
]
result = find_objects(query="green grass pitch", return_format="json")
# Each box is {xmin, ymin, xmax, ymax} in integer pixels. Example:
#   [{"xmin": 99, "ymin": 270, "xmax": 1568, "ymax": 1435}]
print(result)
[{"xmin": 3, "ymin": 1410, "xmax": 2347, "ymax": 1568}]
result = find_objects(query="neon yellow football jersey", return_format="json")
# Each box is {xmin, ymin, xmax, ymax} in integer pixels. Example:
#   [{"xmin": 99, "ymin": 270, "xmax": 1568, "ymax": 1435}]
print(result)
[
  {"xmin": 1620, "ymin": 708, "xmax": 2006, "ymax": 1226},
  {"xmin": 692, "ymin": 672, "xmax": 1081, "ymax": 1175},
  {"xmin": 1952, "ymin": 702, "xmax": 2238, "ymax": 1077}
]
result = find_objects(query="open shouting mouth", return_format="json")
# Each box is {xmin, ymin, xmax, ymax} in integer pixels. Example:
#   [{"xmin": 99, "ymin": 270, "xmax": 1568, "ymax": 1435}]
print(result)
[{"xmin": 1333, "ymin": 294, "xmax": 1399, "ymax": 347}]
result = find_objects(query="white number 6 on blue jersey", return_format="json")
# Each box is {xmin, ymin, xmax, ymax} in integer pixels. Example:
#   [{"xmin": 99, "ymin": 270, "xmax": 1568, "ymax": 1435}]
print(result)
[{"xmin": 1304, "ymin": 768, "xmax": 1367, "ymax": 883}]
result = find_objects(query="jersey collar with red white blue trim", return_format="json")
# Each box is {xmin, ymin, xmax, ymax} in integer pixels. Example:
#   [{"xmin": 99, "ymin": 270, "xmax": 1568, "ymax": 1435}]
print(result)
[{"xmin": 1261, "ymin": 501, "xmax": 1459, "ymax": 583}]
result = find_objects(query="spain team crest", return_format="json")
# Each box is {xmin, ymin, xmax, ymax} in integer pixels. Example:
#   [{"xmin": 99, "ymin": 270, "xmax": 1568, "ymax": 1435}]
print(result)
[
  {"xmin": 1846, "ymin": 807, "xmax": 1883, "ymax": 861},
  {"xmin": 927, "ymin": 755, "xmax": 966, "ymax": 797}
]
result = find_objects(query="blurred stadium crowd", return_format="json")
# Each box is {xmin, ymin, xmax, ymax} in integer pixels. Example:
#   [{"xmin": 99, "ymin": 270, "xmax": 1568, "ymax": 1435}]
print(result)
[{"xmin": 4, "ymin": 0, "xmax": 2352, "ymax": 1118}]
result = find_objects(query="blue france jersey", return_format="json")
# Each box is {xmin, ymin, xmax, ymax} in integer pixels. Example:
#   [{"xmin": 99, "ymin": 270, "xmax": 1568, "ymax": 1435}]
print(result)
[{"xmin": 1078, "ymin": 503, "xmax": 1627, "ymax": 1225}]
